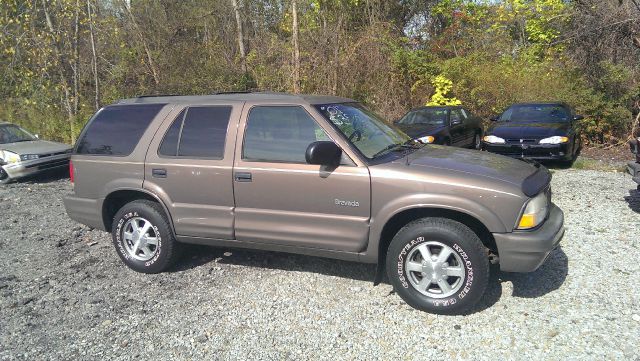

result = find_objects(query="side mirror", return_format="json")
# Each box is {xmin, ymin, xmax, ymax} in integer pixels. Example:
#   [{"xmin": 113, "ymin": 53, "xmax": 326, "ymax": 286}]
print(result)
[
  {"xmin": 489, "ymin": 116, "xmax": 499, "ymax": 122},
  {"xmin": 305, "ymin": 141, "xmax": 341, "ymax": 166},
  {"xmin": 573, "ymin": 115, "xmax": 584, "ymax": 121},
  {"xmin": 451, "ymin": 119, "xmax": 461, "ymax": 126}
]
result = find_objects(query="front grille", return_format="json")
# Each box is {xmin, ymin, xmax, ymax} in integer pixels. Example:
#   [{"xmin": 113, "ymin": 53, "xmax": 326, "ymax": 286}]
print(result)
[
  {"xmin": 25, "ymin": 158, "xmax": 69, "ymax": 170},
  {"xmin": 506, "ymin": 139, "xmax": 538, "ymax": 144}
]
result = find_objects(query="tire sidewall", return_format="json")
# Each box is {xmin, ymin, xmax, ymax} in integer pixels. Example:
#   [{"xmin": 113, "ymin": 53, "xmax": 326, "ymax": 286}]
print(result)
[
  {"xmin": 112, "ymin": 203, "xmax": 172, "ymax": 273},
  {"xmin": 387, "ymin": 222, "xmax": 487, "ymax": 314}
]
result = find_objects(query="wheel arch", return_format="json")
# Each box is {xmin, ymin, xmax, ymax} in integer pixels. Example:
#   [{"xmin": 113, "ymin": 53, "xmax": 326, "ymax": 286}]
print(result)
[
  {"xmin": 102, "ymin": 188, "xmax": 175, "ymax": 234},
  {"xmin": 371, "ymin": 206, "xmax": 496, "ymax": 285}
]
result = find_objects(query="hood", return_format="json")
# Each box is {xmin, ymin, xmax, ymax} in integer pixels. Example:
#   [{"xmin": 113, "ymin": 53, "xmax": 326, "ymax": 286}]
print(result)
[
  {"xmin": 487, "ymin": 121, "xmax": 570, "ymax": 139},
  {"xmin": 0, "ymin": 140, "xmax": 72, "ymax": 155},
  {"xmin": 398, "ymin": 145, "xmax": 539, "ymax": 187},
  {"xmin": 396, "ymin": 124, "xmax": 446, "ymax": 139}
]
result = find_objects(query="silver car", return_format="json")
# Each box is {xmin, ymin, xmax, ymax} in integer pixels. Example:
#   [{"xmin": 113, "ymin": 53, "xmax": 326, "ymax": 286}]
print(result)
[{"xmin": 0, "ymin": 122, "xmax": 72, "ymax": 184}]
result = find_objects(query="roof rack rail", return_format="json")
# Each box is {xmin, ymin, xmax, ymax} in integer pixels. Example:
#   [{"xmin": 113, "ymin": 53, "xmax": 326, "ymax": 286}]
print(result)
[
  {"xmin": 212, "ymin": 90, "xmax": 254, "ymax": 95},
  {"xmin": 136, "ymin": 94, "xmax": 182, "ymax": 98}
]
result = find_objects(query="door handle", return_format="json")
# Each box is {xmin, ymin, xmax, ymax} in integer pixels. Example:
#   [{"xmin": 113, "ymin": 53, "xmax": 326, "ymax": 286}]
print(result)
[
  {"xmin": 152, "ymin": 168, "xmax": 167, "ymax": 178},
  {"xmin": 234, "ymin": 172, "xmax": 252, "ymax": 182}
]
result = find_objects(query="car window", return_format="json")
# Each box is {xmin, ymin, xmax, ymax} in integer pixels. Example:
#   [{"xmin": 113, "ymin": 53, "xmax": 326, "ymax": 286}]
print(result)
[
  {"xmin": 460, "ymin": 108, "xmax": 469, "ymax": 119},
  {"xmin": 158, "ymin": 106, "xmax": 231, "ymax": 159},
  {"xmin": 450, "ymin": 109, "xmax": 463, "ymax": 124},
  {"xmin": 77, "ymin": 104, "xmax": 165, "ymax": 156},
  {"xmin": 499, "ymin": 104, "xmax": 570, "ymax": 122},
  {"xmin": 398, "ymin": 108, "xmax": 448, "ymax": 126},
  {"xmin": 243, "ymin": 106, "xmax": 330, "ymax": 163},
  {"xmin": 0, "ymin": 124, "xmax": 36, "ymax": 144}
]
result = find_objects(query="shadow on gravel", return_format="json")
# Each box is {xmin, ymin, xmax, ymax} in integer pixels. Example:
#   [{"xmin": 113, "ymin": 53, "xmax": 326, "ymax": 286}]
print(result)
[
  {"xmin": 173, "ymin": 244, "xmax": 377, "ymax": 282},
  {"xmin": 498, "ymin": 246, "xmax": 569, "ymax": 298},
  {"xmin": 623, "ymin": 189, "xmax": 640, "ymax": 213}
]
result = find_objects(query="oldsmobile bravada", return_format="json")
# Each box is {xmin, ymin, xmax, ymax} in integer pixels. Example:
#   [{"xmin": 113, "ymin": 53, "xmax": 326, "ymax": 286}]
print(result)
[{"xmin": 64, "ymin": 93, "xmax": 564, "ymax": 314}]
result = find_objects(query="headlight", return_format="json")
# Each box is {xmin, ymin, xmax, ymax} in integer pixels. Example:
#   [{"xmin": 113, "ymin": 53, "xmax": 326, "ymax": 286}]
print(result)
[
  {"xmin": 539, "ymin": 136, "xmax": 569, "ymax": 144},
  {"xmin": 418, "ymin": 135, "xmax": 435, "ymax": 144},
  {"xmin": 20, "ymin": 154, "xmax": 40, "ymax": 161},
  {"xmin": 483, "ymin": 135, "xmax": 505, "ymax": 144},
  {"xmin": 0, "ymin": 150, "xmax": 20, "ymax": 164},
  {"xmin": 517, "ymin": 192, "xmax": 549, "ymax": 230}
]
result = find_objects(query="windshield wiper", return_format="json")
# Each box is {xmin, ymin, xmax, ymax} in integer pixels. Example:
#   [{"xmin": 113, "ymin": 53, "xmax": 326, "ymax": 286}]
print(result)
[{"xmin": 372, "ymin": 141, "xmax": 421, "ymax": 158}]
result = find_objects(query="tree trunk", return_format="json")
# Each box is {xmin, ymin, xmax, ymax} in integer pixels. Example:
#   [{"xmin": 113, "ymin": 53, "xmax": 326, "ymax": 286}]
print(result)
[
  {"xmin": 331, "ymin": 15, "xmax": 343, "ymax": 95},
  {"xmin": 122, "ymin": 0, "xmax": 160, "ymax": 85},
  {"xmin": 87, "ymin": 0, "xmax": 100, "ymax": 109},
  {"xmin": 292, "ymin": 0, "xmax": 301, "ymax": 93},
  {"xmin": 41, "ymin": 0, "xmax": 76, "ymax": 143},
  {"xmin": 231, "ymin": 0, "xmax": 247, "ymax": 74},
  {"xmin": 73, "ymin": 0, "xmax": 80, "ymax": 114}
]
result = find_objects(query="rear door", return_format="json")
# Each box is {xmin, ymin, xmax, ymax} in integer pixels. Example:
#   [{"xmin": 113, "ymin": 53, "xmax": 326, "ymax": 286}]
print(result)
[
  {"xmin": 144, "ymin": 102, "xmax": 242, "ymax": 239},
  {"xmin": 232, "ymin": 103, "xmax": 371, "ymax": 253}
]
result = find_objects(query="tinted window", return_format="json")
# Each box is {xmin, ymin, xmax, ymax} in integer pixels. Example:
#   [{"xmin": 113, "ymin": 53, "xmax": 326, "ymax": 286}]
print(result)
[
  {"xmin": 158, "ymin": 106, "xmax": 231, "ymax": 159},
  {"xmin": 243, "ymin": 106, "xmax": 330, "ymax": 163},
  {"xmin": 499, "ymin": 104, "xmax": 570, "ymax": 123},
  {"xmin": 77, "ymin": 104, "xmax": 164, "ymax": 156},
  {"xmin": 397, "ymin": 108, "xmax": 448, "ymax": 126},
  {"xmin": 179, "ymin": 107, "xmax": 231, "ymax": 158},
  {"xmin": 158, "ymin": 109, "xmax": 185, "ymax": 156},
  {"xmin": 450, "ymin": 109, "xmax": 463, "ymax": 124}
]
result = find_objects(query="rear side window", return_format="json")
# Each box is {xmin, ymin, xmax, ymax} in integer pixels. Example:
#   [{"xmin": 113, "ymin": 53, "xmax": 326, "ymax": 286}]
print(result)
[
  {"xmin": 77, "ymin": 104, "xmax": 165, "ymax": 156},
  {"xmin": 158, "ymin": 106, "xmax": 232, "ymax": 159}
]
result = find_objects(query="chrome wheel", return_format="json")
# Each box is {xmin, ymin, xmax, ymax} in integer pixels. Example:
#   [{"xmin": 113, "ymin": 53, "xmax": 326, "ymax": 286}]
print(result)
[
  {"xmin": 404, "ymin": 241, "xmax": 465, "ymax": 298},
  {"xmin": 121, "ymin": 217, "xmax": 159, "ymax": 261}
]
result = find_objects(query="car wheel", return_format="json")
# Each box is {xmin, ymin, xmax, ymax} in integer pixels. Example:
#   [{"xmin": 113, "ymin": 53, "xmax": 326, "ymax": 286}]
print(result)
[
  {"xmin": 472, "ymin": 132, "xmax": 481, "ymax": 150},
  {"xmin": 444, "ymin": 138, "xmax": 452, "ymax": 146},
  {"xmin": 386, "ymin": 218, "xmax": 489, "ymax": 315},
  {"xmin": 0, "ymin": 167, "xmax": 12, "ymax": 184},
  {"xmin": 111, "ymin": 200, "xmax": 181, "ymax": 273}
]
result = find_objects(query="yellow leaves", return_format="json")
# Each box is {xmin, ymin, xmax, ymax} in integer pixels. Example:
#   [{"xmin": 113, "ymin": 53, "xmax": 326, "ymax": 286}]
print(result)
[{"xmin": 427, "ymin": 75, "xmax": 462, "ymax": 106}]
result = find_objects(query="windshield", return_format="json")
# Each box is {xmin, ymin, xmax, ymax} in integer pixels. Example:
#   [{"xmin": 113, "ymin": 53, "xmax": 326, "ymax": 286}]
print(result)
[
  {"xmin": 397, "ymin": 108, "xmax": 448, "ymax": 126},
  {"xmin": 499, "ymin": 104, "xmax": 570, "ymax": 123},
  {"xmin": 0, "ymin": 124, "xmax": 36, "ymax": 144},
  {"xmin": 314, "ymin": 103, "xmax": 415, "ymax": 160}
]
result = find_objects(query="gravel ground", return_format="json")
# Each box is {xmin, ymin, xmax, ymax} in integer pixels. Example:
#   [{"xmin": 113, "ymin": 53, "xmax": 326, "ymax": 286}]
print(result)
[{"xmin": 1, "ymin": 167, "xmax": 639, "ymax": 360}]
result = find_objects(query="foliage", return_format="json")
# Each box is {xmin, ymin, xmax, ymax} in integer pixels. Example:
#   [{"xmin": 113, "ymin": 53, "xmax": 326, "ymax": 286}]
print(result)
[{"xmin": 0, "ymin": 0, "xmax": 638, "ymax": 144}]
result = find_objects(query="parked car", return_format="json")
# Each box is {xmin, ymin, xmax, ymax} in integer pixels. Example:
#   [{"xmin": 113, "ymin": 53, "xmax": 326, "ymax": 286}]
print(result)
[
  {"xmin": 394, "ymin": 106, "xmax": 483, "ymax": 149},
  {"xmin": 0, "ymin": 122, "xmax": 72, "ymax": 184},
  {"xmin": 63, "ymin": 93, "xmax": 564, "ymax": 315},
  {"xmin": 482, "ymin": 102, "xmax": 583, "ymax": 165},
  {"xmin": 627, "ymin": 137, "xmax": 640, "ymax": 188}
]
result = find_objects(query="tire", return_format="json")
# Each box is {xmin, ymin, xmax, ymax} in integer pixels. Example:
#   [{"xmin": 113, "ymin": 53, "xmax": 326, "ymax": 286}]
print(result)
[
  {"xmin": 444, "ymin": 138, "xmax": 452, "ymax": 146},
  {"xmin": 111, "ymin": 200, "xmax": 181, "ymax": 273},
  {"xmin": 0, "ymin": 167, "xmax": 12, "ymax": 184},
  {"xmin": 385, "ymin": 218, "xmax": 489, "ymax": 315},
  {"xmin": 472, "ymin": 132, "xmax": 482, "ymax": 150}
]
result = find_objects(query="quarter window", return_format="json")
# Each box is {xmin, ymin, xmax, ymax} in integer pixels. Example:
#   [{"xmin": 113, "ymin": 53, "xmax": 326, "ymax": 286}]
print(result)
[
  {"xmin": 158, "ymin": 106, "xmax": 231, "ymax": 159},
  {"xmin": 243, "ymin": 106, "xmax": 330, "ymax": 163},
  {"xmin": 77, "ymin": 104, "xmax": 165, "ymax": 156}
]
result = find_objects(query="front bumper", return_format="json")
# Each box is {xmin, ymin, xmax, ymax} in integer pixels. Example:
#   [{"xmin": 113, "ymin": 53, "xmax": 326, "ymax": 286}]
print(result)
[
  {"xmin": 1, "ymin": 154, "xmax": 70, "ymax": 180},
  {"xmin": 493, "ymin": 203, "xmax": 565, "ymax": 272},
  {"xmin": 483, "ymin": 142, "xmax": 571, "ymax": 161},
  {"xmin": 627, "ymin": 162, "xmax": 640, "ymax": 185}
]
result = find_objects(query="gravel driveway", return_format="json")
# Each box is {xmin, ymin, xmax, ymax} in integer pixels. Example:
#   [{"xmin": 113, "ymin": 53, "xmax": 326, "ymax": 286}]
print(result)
[{"xmin": 1, "ymin": 168, "xmax": 639, "ymax": 360}]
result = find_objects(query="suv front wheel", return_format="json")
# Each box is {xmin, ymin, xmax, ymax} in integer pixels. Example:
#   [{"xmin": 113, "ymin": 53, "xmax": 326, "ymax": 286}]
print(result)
[
  {"xmin": 386, "ymin": 218, "xmax": 489, "ymax": 315},
  {"xmin": 111, "ymin": 200, "xmax": 181, "ymax": 273}
]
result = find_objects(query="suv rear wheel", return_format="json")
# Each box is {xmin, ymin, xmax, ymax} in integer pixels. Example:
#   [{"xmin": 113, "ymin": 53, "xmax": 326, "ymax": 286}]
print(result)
[
  {"xmin": 111, "ymin": 200, "xmax": 181, "ymax": 273},
  {"xmin": 386, "ymin": 218, "xmax": 489, "ymax": 315}
]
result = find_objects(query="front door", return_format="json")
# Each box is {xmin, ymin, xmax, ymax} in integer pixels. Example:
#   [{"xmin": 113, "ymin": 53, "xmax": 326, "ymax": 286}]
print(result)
[
  {"xmin": 449, "ymin": 108, "xmax": 468, "ymax": 146},
  {"xmin": 233, "ymin": 104, "xmax": 371, "ymax": 253}
]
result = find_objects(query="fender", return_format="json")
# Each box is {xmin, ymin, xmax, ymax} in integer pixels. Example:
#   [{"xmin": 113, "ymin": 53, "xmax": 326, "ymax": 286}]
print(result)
[
  {"xmin": 360, "ymin": 193, "xmax": 507, "ymax": 264},
  {"xmin": 101, "ymin": 184, "xmax": 177, "ymax": 237}
]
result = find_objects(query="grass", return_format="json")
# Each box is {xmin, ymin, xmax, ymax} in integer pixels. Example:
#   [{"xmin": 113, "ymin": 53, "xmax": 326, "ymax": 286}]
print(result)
[{"xmin": 568, "ymin": 157, "xmax": 627, "ymax": 172}]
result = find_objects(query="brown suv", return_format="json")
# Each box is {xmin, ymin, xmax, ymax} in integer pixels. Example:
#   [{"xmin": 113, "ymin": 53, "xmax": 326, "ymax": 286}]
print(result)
[{"xmin": 63, "ymin": 93, "xmax": 564, "ymax": 314}]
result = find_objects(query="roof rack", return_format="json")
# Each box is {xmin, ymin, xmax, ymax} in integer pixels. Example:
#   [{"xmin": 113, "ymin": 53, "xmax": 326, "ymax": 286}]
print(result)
[
  {"xmin": 136, "ymin": 94, "xmax": 182, "ymax": 98},
  {"xmin": 212, "ymin": 90, "xmax": 254, "ymax": 95}
]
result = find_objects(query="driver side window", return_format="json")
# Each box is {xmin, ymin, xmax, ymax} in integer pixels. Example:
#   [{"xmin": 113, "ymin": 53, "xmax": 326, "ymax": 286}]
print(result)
[
  {"xmin": 450, "ymin": 109, "xmax": 463, "ymax": 125},
  {"xmin": 242, "ymin": 106, "xmax": 330, "ymax": 163}
]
